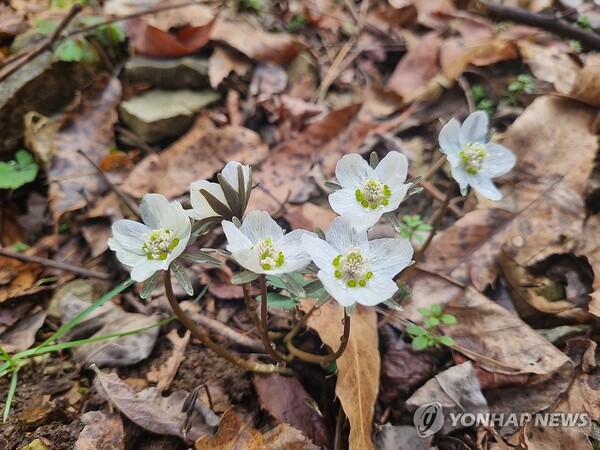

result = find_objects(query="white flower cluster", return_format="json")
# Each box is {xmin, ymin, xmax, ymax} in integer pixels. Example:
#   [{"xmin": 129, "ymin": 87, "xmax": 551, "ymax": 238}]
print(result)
[{"xmin": 108, "ymin": 111, "xmax": 515, "ymax": 309}]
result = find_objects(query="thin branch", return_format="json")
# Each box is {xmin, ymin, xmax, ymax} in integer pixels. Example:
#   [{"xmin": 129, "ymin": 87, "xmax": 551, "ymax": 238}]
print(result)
[
  {"xmin": 0, "ymin": 247, "xmax": 110, "ymax": 280},
  {"xmin": 467, "ymin": 0, "xmax": 600, "ymax": 50},
  {"xmin": 0, "ymin": 4, "xmax": 83, "ymax": 83},
  {"xmin": 258, "ymin": 276, "xmax": 287, "ymax": 362}
]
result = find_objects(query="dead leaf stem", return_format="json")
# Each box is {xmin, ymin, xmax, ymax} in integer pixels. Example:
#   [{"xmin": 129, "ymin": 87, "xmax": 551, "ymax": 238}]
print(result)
[
  {"xmin": 164, "ymin": 269, "xmax": 294, "ymax": 375},
  {"xmin": 259, "ymin": 276, "xmax": 287, "ymax": 362}
]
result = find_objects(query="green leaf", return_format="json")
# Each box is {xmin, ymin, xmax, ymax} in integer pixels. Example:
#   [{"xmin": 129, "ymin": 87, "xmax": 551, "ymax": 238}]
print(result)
[
  {"xmin": 369, "ymin": 151, "xmax": 379, "ymax": 169},
  {"xmin": 0, "ymin": 150, "xmax": 39, "ymax": 189},
  {"xmin": 324, "ymin": 181, "xmax": 341, "ymax": 191},
  {"xmin": 140, "ymin": 271, "xmax": 160, "ymax": 299},
  {"xmin": 405, "ymin": 324, "xmax": 425, "ymax": 337},
  {"xmin": 417, "ymin": 307, "xmax": 431, "ymax": 318},
  {"xmin": 181, "ymin": 252, "xmax": 222, "ymax": 267},
  {"xmin": 437, "ymin": 335, "xmax": 455, "ymax": 347},
  {"xmin": 35, "ymin": 19, "xmax": 58, "ymax": 34},
  {"xmin": 430, "ymin": 303, "xmax": 441, "ymax": 317},
  {"xmin": 412, "ymin": 334, "xmax": 429, "ymax": 351},
  {"xmin": 231, "ymin": 271, "xmax": 259, "ymax": 285},
  {"xmin": 424, "ymin": 317, "xmax": 440, "ymax": 328},
  {"xmin": 280, "ymin": 273, "xmax": 306, "ymax": 298},
  {"xmin": 55, "ymin": 39, "xmax": 84, "ymax": 62},
  {"xmin": 256, "ymin": 292, "xmax": 300, "ymax": 310},
  {"xmin": 171, "ymin": 260, "xmax": 194, "ymax": 296},
  {"xmin": 441, "ymin": 314, "xmax": 457, "ymax": 324}
]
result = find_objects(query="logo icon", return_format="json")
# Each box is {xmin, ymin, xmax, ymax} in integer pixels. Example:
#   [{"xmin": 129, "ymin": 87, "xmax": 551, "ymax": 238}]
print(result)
[{"xmin": 413, "ymin": 402, "xmax": 444, "ymax": 437}]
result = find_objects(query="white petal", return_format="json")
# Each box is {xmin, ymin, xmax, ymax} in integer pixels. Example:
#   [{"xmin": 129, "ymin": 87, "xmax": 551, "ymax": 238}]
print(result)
[
  {"xmin": 369, "ymin": 238, "xmax": 413, "ymax": 278},
  {"xmin": 482, "ymin": 143, "xmax": 516, "ymax": 178},
  {"xmin": 383, "ymin": 184, "xmax": 409, "ymax": 212},
  {"xmin": 329, "ymin": 190, "xmax": 382, "ymax": 230},
  {"xmin": 221, "ymin": 161, "xmax": 250, "ymax": 192},
  {"xmin": 467, "ymin": 174, "xmax": 502, "ymax": 201},
  {"xmin": 439, "ymin": 118, "xmax": 462, "ymax": 156},
  {"xmin": 302, "ymin": 234, "xmax": 339, "ymax": 271},
  {"xmin": 448, "ymin": 164, "xmax": 469, "ymax": 195},
  {"xmin": 318, "ymin": 271, "xmax": 360, "ymax": 307},
  {"xmin": 187, "ymin": 181, "xmax": 226, "ymax": 220},
  {"xmin": 222, "ymin": 221, "xmax": 253, "ymax": 253},
  {"xmin": 277, "ymin": 230, "xmax": 313, "ymax": 273},
  {"xmin": 335, "ymin": 154, "xmax": 371, "ymax": 189},
  {"xmin": 130, "ymin": 258, "xmax": 165, "ymax": 282},
  {"xmin": 372, "ymin": 151, "xmax": 408, "ymax": 190},
  {"xmin": 169, "ymin": 201, "xmax": 192, "ymax": 243},
  {"xmin": 232, "ymin": 248, "xmax": 263, "ymax": 273},
  {"xmin": 325, "ymin": 216, "xmax": 369, "ymax": 254},
  {"xmin": 108, "ymin": 239, "xmax": 142, "ymax": 267},
  {"xmin": 459, "ymin": 111, "xmax": 488, "ymax": 146},
  {"xmin": 140, "ymin": 194, "xmax": 171, "ymax": 229},
  {"xmin": 239, "ymin": 210, "xmax": 284, "ymax": 245},
  {"xmin": 110, "ymin": 220, "xmax": 149, "ymax": 255},
  {"xmin": 357, "ymin": 274, "xmax": 398, "ymax": 306}
]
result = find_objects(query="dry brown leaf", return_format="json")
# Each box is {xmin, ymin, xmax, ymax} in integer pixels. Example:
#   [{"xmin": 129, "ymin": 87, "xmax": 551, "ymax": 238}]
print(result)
[
  {"xmin": 0, "ymin": 255, "xmax": 44, "ymax": 304},
  {"xmin": 386, "ymin": 32, "xmax": 440, "ymax": 102},
  {"xmin": 302, "ymin": 301, "xmax": 379, "ymax": 450},
  {"xmin": 210, "ymin": 19, "xmax": 300, "ymax": 66},
  {"xmin": 285, "ymin": 203, "xmax": 338, "ymax": 232},
  {"xmin": 580, "ymin": 214, "xmax": 600, "ymax": 317},
  {"xmin": 48, "ymin": 74, "xmax": 121, "ymax": 221},
  {"xmin": 440, "ymin": 287, "xmax": 571, "ymax": 375},
  {"xmin": 195, "ymin": 409, "xmax": 263, "ymax": 449},
  {"xmin": 0, "ymin": 309, "xmax": 46, "ymax": 353},
  {"xmin": 95, "ymin": 370, "xmax": 219, "ymax": 442},
  {"xmin": 157, "ymin": 329, "xmax": 190, "ymax": 392},
  {"xmin": 208, "ymin": 47, "xmax": 252, "ymax": 89},
  {"xmin": 248, "ymin": 104, "xmax": 365, "ymax": 214},
  {"xmin": 501, "ymin": 96, "xmax": 598, "ymax": 196},
  {"xmin": 263, "ymin": 423, "xmax": 319, "ymax": 449},
  {"xmin": 74, "ymin": 410, "xmax": 125, "ymax": 450},
  {"xmin": 253, "ymin": 374, "xmax": 330, "ymax": 447},
  {"xmin": 570, "ymin": 54, "xmax": 600, "ymax": 108},
  {"xmin": 121, "ymin": 120, "xmax": 268, "ymax": 199},
  {"xmin": 518, "ymin": 40, "xmax": 580, "ymax": 94}
]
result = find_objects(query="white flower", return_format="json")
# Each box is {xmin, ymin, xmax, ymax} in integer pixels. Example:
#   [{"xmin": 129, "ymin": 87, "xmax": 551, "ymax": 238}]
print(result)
[
  {"xmin": 186, "ymin": 161, "xmax": 251, "ymax": 221},
  {"xmin": 222, "ymin": 210, "xmax": 312, "ymax": 275},
  {"xmin": 439, "ymin": 111, "xmax": 516, "ymax": 201},
  {"xmin": 302, "ymin": 217, "xmax": 413, "ymax": 307},
  {"xmin": 329, "ymin": 151, "xmax": 409, "ymax": 229},
  {"xmin": 108, "ymin": 194, "xmax": 191, "ymax": 282}
]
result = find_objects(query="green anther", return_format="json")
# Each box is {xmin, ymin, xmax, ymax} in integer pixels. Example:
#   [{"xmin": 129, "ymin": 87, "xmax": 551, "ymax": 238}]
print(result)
[
  {"xmin": 381, "ymin": 199, "xmax": 388, "ymax": 206},
  {"xmin": 347, "ymin": 279, "xmax": 357, "ymax": 288},
  {"xmin": 370, "ymin": 203, "xmax": 378, "ymax": 210},
  {"xmin": 361, "ymin": 200, "xmax": 369, "ymax": 207},
  {"xmin": 170, "ymin": 238, "xmax": 179, "ymax": 250},
  {"xmin": 262, "ymin": 263, "xmax": 271, "ymax": 270},
  {"xmin": 334, "ymin": 269, "xmax": 342, "ymax": 278},
  {"xmin": 333, "ymin": 255, "xmax": 341, "ymax": 266},
  {"xmin": 275, "ymin": 252, "xmax": 284, "ymax": 267},
  {"xmin": 147, "ymin": 254, "xmax": 153, "ymax": 260},
  {"xmin": 355, "ymin": 189, "xmax": 363, "ymax": 201},
  {"xmin": 366, "ymin": 271, "xmax": 373, "ymax": 279},
  {"xmin": 383, "ymin": 185, "xmax": 391, "ymax": 196},
  {"xmin": 359, "ymin": 279, "xmax": 366, "ymax": 287}
]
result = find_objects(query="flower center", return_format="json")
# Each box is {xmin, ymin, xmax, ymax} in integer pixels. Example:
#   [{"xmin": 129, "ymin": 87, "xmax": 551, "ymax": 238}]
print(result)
[
  {"xmin": 254, "ymin": 237, "xmax": 284, "ymax": 271},
  {"xmin": 143, "ymin": 229, "xmax": 179, "ymax": 260},
  {"xmin": 332, "ymin": 246, "xmax": 373, "ymax": 288},
  {"xmin": 355, "ymin": 178, "xmax": 391, "ymax": 210},
  {"xmin": 460, "ymin": 143, "xmax": 487, "ymax": 175}
]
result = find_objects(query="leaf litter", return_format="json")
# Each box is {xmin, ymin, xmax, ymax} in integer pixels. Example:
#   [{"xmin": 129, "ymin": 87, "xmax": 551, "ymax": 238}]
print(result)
[{"xmin": 1, "ymin": 0, "xmax": 600, "ymax": 449}]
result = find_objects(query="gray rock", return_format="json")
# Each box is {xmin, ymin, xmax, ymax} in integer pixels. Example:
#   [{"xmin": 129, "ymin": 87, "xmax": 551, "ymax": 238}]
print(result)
[
  {"xmin": 124, "ymin": 56, "xmax": 210, "ymax": 89},
  {"xmin": 118, "ymin": 89, "xmax": 220, "ymax": 144}
]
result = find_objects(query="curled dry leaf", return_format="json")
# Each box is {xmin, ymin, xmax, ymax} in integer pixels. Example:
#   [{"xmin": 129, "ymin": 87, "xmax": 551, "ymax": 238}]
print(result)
[
  {"xmin": 253, "ymin": 374, "xmax": 330, "ymax": 447},
  {"xmin": 94, "ymin": 370, "xmax": 219, "ymax": 442},
  {"xmin": 0, "ymin": 308, "xmax": 46, "ymax": 353},
  {"xmin": 48, "ymin": 74, "xmax": 121, "ymax": 221},
  {"xmin": 121, "ymin": 119, "xmax": 268, "ymax": 199},
  {"xmin": 439, "ymin": 287, "xmax": 571, "ymax": 375},
  {"xmin": 569, "ymin": 54, "xmax": 600, "ymax": 108},
  {"xmin": 74, "ymin": 410, "xmax": 125, "ymax": 450},
  {"xmin": 301, "ymin": 300, "xmax": 379, "ymax": 450}
]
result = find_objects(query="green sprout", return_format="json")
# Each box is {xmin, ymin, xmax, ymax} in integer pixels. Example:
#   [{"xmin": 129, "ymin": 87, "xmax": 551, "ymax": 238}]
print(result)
[
  {"xmin": 0, "ymin": 150, "xmax": 39, "ymax": 190},
  {"xmin": 288, "ymin": 13, "xmax": 308, "ymax": 32},
  {"xmin": 237, "ymin": 0, "xmax": 267, "ymax": 15},
  {"xmin": 506, "ymin": 74, "xmax": 534, "ymax": 106},
  {"xmin": 405, "ymin": 304, "xmax": 457, "ymax": 351},
  {"xmin": 399, "ymin": 215, "xmax": 432, "ymax": 245},
  {"xmin": 570, "ymin": 40, "xmax": 583, "ymax": 53},
  {"xmin": 471, "ymin": 84, "xmax": 495, "ymax": 117},
  {"xmin": 576, "ymin": 15, "xmax": 592, "ymax": 31}
]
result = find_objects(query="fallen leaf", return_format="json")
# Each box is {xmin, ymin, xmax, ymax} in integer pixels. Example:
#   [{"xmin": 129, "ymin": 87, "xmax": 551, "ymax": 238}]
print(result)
[
  {"xmin": 74, "ymin": 410, "xmax": 125, "ymax": 450},
  {"xmin": 0, "ymin": 5, "xmax": 28, "ymax": 38},
  {"xmin": 253, "ymin": 374, "xmax": 330, "ymax": 447},
  {"xmin": 95, "ymin": 370, "xmax": 219, "ymax": 442},
  {"xmin": 210, "ymin": 19, "xmax": 300, "ymax": 66},
  {"xmin": 386, "ymin": 32, "xmax": 440, "ymax": 102},
  {"xmin": 302, "ymin": 300, "xmax": 379, "ymax": 450},
  {"xmin": 195, "ymin": 409, "xmax": 263, "ymax": 449},
  {"xmin": 374, "ymin": 424, "xmax": 433, "ymax": 450},
  {"xmin": 121, "ymin": 120, "xmax": 268, "ymax": 199},
  {"xmin": 0, "ymin": 308, "xmax": 46, "ymax": 353},
  {"xmin": 48, "ymin": 74, "xmax": 121, "ymax": 221},
  {"xmin": 501, "ymin": 96, "xmax": 598, "ymax": 196},
  {"xmin": 569, "ymin": 53, "xmax": 600, "ymax": 108},
  {"xmin": 208, "ymin": 47, "xmax": 252, "ymax": 89},
  {"xmin": 285, "ymin": 203, "xmax": 338, "ymax": 232},
  {"xmin": 263, "ymin": 423, "xmax": 319, "ymax": 449},
  {"xmin": 440, "ymin": 287, "xmax": 571, "ymax": 375},
  {"xmin": 157, "ymin": 329, "xmax": 190, "ymax": 392}
]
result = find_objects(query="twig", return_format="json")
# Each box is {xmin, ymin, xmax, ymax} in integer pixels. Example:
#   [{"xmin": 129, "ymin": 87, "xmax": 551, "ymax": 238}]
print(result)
[
  {"xmin": 0, "ymin": 4, "xmax": 83, "ymax": 83},
  {"xmin": 259, "ymin": 275, "xmax": 287, "ymax": 362},
  {"xmin": 409, "ymin": 169, "xmax": 463, "ymax": 218},
  {"xmin": 467, "ymin": 0, "xmax": 600, "ymax": 50},
  {"xmin": 457, "ymin": 75, "xmax": 476, "ymax": 114},
  {"xmin": 189, "ymin": 311, "xmax": 263, "ymax": 352},
  {"xmin": 0, "ymin": 247, "xmax": 110, "ymax": 280},
  {"xmin": 114, "ymin": 125, "xmax": 158, "ymax": 155},
  {"xmin": 76, "ymin": 149, "xmax": 141, "ymax": 220},
  {"xmin": 164, "ymin": 270, "xmax": 294, "ymax": 375}
]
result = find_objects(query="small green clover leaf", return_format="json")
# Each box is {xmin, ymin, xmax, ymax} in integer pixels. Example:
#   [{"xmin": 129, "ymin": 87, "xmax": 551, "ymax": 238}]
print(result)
[
  {"xmin": 406, "ymin": 304, "xmax": 457, "ymax": 351},
  {"xmin": 0, "ymin": 150, "xmax": 39, "ymax": 190}
]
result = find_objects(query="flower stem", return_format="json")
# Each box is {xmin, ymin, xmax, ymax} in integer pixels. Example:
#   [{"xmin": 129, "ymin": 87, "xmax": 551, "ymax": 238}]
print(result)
[
  {"xmin": 258, "ymin": 275, "xmax": 287, "ymax": 362},
  {"xmin": 164, "ymin": 269, "xmax": 293, "ymax": 375},
  {"xmin": 284, "ymin": 310, "xmax": 350, "ymax": 365}
]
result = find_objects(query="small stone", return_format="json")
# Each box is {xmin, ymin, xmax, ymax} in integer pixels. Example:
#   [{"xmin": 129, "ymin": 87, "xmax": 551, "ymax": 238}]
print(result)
[
  {"xmin": 124, "ymin": 56, "xmax": 210, "ymax": 89},
  {"xmin": 118, "ymin": 89, "xmax": 220, "ymax": 144}
]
